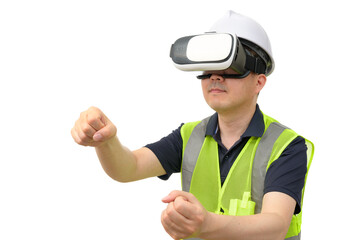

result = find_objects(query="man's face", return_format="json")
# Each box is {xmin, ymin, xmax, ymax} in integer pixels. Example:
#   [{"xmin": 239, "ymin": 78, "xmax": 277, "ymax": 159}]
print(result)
[{"xmin": 200, "ymin": 68, "xmax": 263, "ymax": 114}]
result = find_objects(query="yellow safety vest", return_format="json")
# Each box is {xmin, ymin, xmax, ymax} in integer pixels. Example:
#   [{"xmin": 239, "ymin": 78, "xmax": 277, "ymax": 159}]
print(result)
[{"xmin": 181, "ymin": 113, "xmax": 314, "ymax": 240}]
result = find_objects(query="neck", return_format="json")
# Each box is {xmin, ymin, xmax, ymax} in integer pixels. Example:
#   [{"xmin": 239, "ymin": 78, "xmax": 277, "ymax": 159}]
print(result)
[{"xmin": 217, "ymin": 103, "xmax": 257, "ymax": 149}]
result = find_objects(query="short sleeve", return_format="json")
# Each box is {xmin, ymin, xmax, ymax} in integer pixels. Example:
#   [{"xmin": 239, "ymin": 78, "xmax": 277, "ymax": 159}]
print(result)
[
  {"xmin": 145, "ymin": 124, "xmax": 184, "ymax": 180},
  {"xmin": 264, "ymin": 136, "xmax": 308, "ymax": 214}
]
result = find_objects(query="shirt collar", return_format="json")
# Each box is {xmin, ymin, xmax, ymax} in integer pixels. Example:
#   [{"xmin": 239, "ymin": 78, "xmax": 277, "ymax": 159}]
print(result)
[{"xmin": 205, "ymin": 104, "xmax": 265, "ymax": 138}]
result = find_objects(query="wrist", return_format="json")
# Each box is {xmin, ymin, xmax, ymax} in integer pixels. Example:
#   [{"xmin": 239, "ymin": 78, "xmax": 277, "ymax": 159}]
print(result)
[
  {"xmin": 95, "ymin": 135, "xmax": 119, "ymax": 149},
  {"xmin": 198, "ymin": 211, "xmax": 217, "ymax": 239}
]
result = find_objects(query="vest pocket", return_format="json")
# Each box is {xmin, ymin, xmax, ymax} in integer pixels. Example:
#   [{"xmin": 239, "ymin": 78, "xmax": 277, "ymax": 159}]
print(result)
[{"xmin": 228, "ymin": 192, "xmax": 256, "ymax": 216}]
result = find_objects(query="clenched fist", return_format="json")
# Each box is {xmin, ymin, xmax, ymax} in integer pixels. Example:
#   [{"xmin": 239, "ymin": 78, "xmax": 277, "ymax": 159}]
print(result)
[
  {"xmin": 161, "ymin": 191, "xmax": 209, "ymax": 240},
  {"xmin": 71, "ymin": 107, "xmax": 117, "ymax": 147}
]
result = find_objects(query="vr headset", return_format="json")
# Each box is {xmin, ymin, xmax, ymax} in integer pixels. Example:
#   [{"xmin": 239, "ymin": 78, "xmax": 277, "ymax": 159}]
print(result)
[{"xmin": 170, "ymin": 33, "xmax": 266, "ymax": 75}]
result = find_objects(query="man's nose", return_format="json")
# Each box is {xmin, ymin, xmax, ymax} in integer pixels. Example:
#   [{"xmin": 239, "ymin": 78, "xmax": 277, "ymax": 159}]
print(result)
[{"xmin": 210, "ymin": 74, "xmax": 225, "ymax": 82}]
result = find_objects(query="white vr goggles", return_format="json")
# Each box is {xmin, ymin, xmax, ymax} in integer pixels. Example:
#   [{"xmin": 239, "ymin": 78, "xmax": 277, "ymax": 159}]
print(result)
[{"xmin": 170, "ymin": 33, "xmax": 266, "ymax": 75}]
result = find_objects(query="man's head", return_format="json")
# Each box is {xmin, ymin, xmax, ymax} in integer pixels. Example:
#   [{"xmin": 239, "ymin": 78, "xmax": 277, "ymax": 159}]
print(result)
[{"xmin": 170, "ymin": 11, "xmax": 271, "ymax": 113}]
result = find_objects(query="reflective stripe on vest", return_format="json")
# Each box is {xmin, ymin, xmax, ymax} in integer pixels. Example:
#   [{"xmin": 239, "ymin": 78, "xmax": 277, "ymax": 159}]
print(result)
[
  {"xmin": 182, "ymin": 116, "xmax": 210, "ymax": 192},
  {"xmin": 252, "ymin": 121, "xmax": 288, "ymax": 214},
  {"xmin": 181, "ymin": 116, "xmax": 310, "ymax": 240}
]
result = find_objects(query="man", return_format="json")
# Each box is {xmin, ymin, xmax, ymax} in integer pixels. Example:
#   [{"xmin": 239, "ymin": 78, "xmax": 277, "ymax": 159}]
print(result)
[{"xmin": 71, "ymin": 11, "xmax": 314, "ymax": 240}]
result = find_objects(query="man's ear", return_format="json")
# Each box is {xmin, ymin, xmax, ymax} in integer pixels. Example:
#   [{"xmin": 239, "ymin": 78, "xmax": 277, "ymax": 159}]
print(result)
[{"xmin": 255, "ymin": 74, "xmax": 267, "ymax": 94}]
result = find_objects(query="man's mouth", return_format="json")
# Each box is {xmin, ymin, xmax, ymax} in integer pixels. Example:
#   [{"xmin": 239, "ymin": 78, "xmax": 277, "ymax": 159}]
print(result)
[{"xmin": 209, "ymin": 88, "xmax": 226, "ymax": 93}]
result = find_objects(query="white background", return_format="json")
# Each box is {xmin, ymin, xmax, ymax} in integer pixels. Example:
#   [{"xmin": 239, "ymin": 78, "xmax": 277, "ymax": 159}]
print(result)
[{"xmin": 1, "ymin": 0, "xmax": 359, "ymax": 239}]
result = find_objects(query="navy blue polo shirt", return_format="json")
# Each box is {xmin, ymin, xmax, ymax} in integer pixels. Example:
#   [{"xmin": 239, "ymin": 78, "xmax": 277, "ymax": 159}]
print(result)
[{"xmin": 146, "ymin": 105, "xmax": 307, "ymax": 214}]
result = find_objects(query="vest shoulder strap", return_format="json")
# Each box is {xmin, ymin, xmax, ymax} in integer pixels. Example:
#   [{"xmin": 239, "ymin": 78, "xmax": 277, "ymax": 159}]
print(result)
[
  {"xmin": 252, "ymin": 121, "xmax": 290, "ymax": 213},
  {"xmin": 181, "ymin": 117, "xmax": 210, "ymax": 192}
]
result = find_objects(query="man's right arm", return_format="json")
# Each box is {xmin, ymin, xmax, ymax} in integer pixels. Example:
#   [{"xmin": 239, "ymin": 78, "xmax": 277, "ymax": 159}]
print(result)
[{"xmin": 71, "ymin": 106, "xmax": 166, "ymax": 182}]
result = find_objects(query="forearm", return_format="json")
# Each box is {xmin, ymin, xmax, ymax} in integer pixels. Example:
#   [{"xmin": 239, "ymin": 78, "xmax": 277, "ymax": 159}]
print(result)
[
  {"xmin": 72, "ymin": 107, "xmax": 165, "ymax": 182},
  {"xmin": 199, "ymin": 212, "xmax": 288, "ymax": 240},
  {"xmin": 95, "ymin": 136, "xmax": 137, "ymax": 182}
]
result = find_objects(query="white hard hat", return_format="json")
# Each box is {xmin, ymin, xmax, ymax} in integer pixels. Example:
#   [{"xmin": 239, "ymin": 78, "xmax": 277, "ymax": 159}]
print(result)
[{"xmin": 210, "ymin": 10, "xmax": 275, "ymax": 76}]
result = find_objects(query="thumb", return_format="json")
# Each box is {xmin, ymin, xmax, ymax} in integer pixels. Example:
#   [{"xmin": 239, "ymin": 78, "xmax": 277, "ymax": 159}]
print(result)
[
  {"xmin": 162, "ymin": 190, "xmax": 180, "ymax": 203},
  {"xmin": 93, "ymin": 124, "xmax": 116, "ymax": 142},
  {"xmin": 162, "ymin": 190, "xmax": 192, "ymax": 203}
]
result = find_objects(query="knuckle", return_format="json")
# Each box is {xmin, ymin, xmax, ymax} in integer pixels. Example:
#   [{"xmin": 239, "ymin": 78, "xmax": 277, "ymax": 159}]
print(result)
[
  {"xmin": 87, "ymin": 114, "xmax": 99, "ymax": 125},
  {"xmin": 72, "ymin": 135, "xmax": 82, "ymax": 145},
  {"xmin": 77, "ymin": 131, "xmax": 92, "ymax": 145},
  {"xmin": 185, "ymin": 225, "xmax": 196, "ymax": 234},
  {"xmin": 71, "ymin": 128, "xmax": 83, "ymax": 144},
  {"xmin": 170, "ymin": 190, "xmax": 180, "ymax": 196},
  {"xmin": 162, "ymin": 210, "xmax": 171, "ymax": 222},
  {"xmin": 81, "ymin": 123, "xmax": 93, "ymax": 135},
  {"xmin": 166, "ymin": 208, "xmax": 176, "ymax": 219},
  {"xmin": 84, "ymin": 106, "xmax": 103, "ymax": 124},
  {"xmin": 77, "ymin": 140, "xmax": 87, "ymax": 146},
  {"xmin": 162, "ymin": 213, "xmax": 169, "ymax": 222},
  {"xmin": 173, "ymin": 234, "xmax": 181, "ymax": 239},
  {"xmin": 88, "ymin": 106, "xmax": 100, "ymax": 113},
  {"xmin": 74, "ymin": 136, "xmax": 86, "ymax": 146},
  {"xmin": 79, "ymin": 111, "xmax": 86, "ymax": 118},
  {"xmin": 79, "ymin": 134, "xmax": 88, "ymax": 142},
  {"xmin": 174, "ymin": 201, "xmax": 184, "ymax": 213},
  {"xmin": 194, "ymin": 213, "xmax": 205, "ymax": 224},
  {"xmin": 78, "ymin": 137, "xmax": 88, "ymax": 145},
  {"xmin": 169, "ymin": 230, "xmax": 181, "ymax": 239}
]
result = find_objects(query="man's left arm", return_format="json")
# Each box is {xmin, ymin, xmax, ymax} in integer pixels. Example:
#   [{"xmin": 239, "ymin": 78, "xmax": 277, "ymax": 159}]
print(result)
[{"xmin": 161, "ymin": 190, "xmax": 295, "ymax": 240}]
